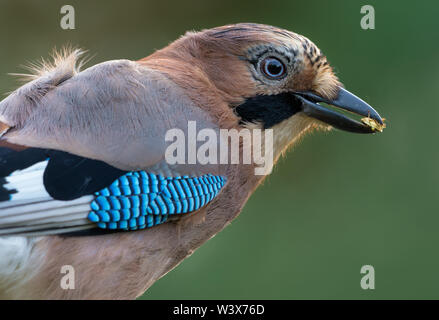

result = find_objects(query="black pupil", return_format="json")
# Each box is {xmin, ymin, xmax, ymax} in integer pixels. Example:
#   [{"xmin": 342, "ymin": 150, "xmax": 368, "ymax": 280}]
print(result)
[{"xmin": 265, "ymin": 58, "xmax": 283, "ymax": 77}]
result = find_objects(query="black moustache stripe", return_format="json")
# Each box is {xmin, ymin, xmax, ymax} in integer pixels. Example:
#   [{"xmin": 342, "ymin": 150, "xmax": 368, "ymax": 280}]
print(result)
[{"xmin": 234, "ymin": 93, "xmax": 303, "ymax": 129}]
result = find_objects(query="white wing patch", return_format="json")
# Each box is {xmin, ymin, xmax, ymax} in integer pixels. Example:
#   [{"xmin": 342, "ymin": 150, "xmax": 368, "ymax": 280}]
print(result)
[
  {"xmin": 5, "ymin": 160, "xmax": 51, "ymax": 201},
  {"xmin": 0, "ymin": 160, "xmax": 95, "ymax": 236}
]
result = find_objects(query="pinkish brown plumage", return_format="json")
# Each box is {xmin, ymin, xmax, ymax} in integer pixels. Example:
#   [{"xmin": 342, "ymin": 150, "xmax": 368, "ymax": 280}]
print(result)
[{"xmin": 0, "ymin": 23, "xmax": 383, "ymax": 299}]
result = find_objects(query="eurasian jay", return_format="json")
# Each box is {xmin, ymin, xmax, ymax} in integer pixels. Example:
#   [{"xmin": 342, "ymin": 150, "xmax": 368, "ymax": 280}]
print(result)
[{"xmin": 0, "ymin": 23, "xmax": 383, "ymax": 299}]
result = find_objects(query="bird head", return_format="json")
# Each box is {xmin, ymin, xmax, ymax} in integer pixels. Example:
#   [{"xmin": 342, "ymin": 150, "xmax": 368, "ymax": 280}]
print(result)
[{"xmin": 142, "ymin": 23, "xmax": 384, "ymax": 158}]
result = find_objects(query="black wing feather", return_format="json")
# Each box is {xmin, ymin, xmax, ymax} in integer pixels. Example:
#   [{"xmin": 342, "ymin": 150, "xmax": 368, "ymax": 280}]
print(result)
[
  {"xmin": 43, "ymin": 150, "xmax": 126, "ymax": 200},
  {"xmin": 0, "ymin": 147, "xmax": 127, "ymax": 202}
]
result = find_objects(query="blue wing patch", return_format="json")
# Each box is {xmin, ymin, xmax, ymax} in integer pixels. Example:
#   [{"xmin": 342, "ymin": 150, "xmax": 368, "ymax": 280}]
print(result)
[{"xmin": 87, "ymin": 172, "xmax": 226, "ymax": 230}]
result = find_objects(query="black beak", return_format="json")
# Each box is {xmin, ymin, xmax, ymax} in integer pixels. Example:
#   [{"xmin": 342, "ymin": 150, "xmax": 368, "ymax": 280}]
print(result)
[{"xmin": 294, "ymin": 86, "xmax": 384, "ymax": 133}]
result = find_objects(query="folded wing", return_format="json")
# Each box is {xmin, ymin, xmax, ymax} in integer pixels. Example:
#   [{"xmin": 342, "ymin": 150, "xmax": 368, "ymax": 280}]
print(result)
[
  {"xmin": 0, "ymin": 147, "xmax": 226, "ymax": 236},
  {"xmin": 0, "ymin": 51, "xmax": 227, "ymax": 236}
]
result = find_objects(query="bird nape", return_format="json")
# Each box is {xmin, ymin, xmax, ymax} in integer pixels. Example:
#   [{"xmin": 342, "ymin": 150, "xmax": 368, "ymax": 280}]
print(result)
[{"xmin": 0, "ymin": 23, "xmax": 384, "ymax": 299}]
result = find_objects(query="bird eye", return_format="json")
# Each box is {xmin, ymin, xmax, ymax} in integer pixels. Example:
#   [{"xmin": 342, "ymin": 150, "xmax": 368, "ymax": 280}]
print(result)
[{"xmin": 260, "ymin": 57, "xmax": 286, "ymax": 79}]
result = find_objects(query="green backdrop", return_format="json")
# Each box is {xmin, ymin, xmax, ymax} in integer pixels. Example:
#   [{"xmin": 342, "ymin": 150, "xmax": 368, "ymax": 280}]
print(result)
[{"xmin": 0, "ymin": 0, "xmax": 437, "ymax": 299}]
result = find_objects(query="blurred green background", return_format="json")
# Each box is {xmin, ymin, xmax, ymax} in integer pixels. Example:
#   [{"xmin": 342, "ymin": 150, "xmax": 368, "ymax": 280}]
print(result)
[{"xmin": 0, "ymin": 0, "xmax": 437, "ymax": 299}]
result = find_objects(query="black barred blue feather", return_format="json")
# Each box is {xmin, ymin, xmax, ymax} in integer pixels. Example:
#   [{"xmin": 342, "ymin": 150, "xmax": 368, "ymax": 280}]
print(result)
[{"xmin": 88, "ymin": 173, "xmax": 226, "ymax": 230}]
